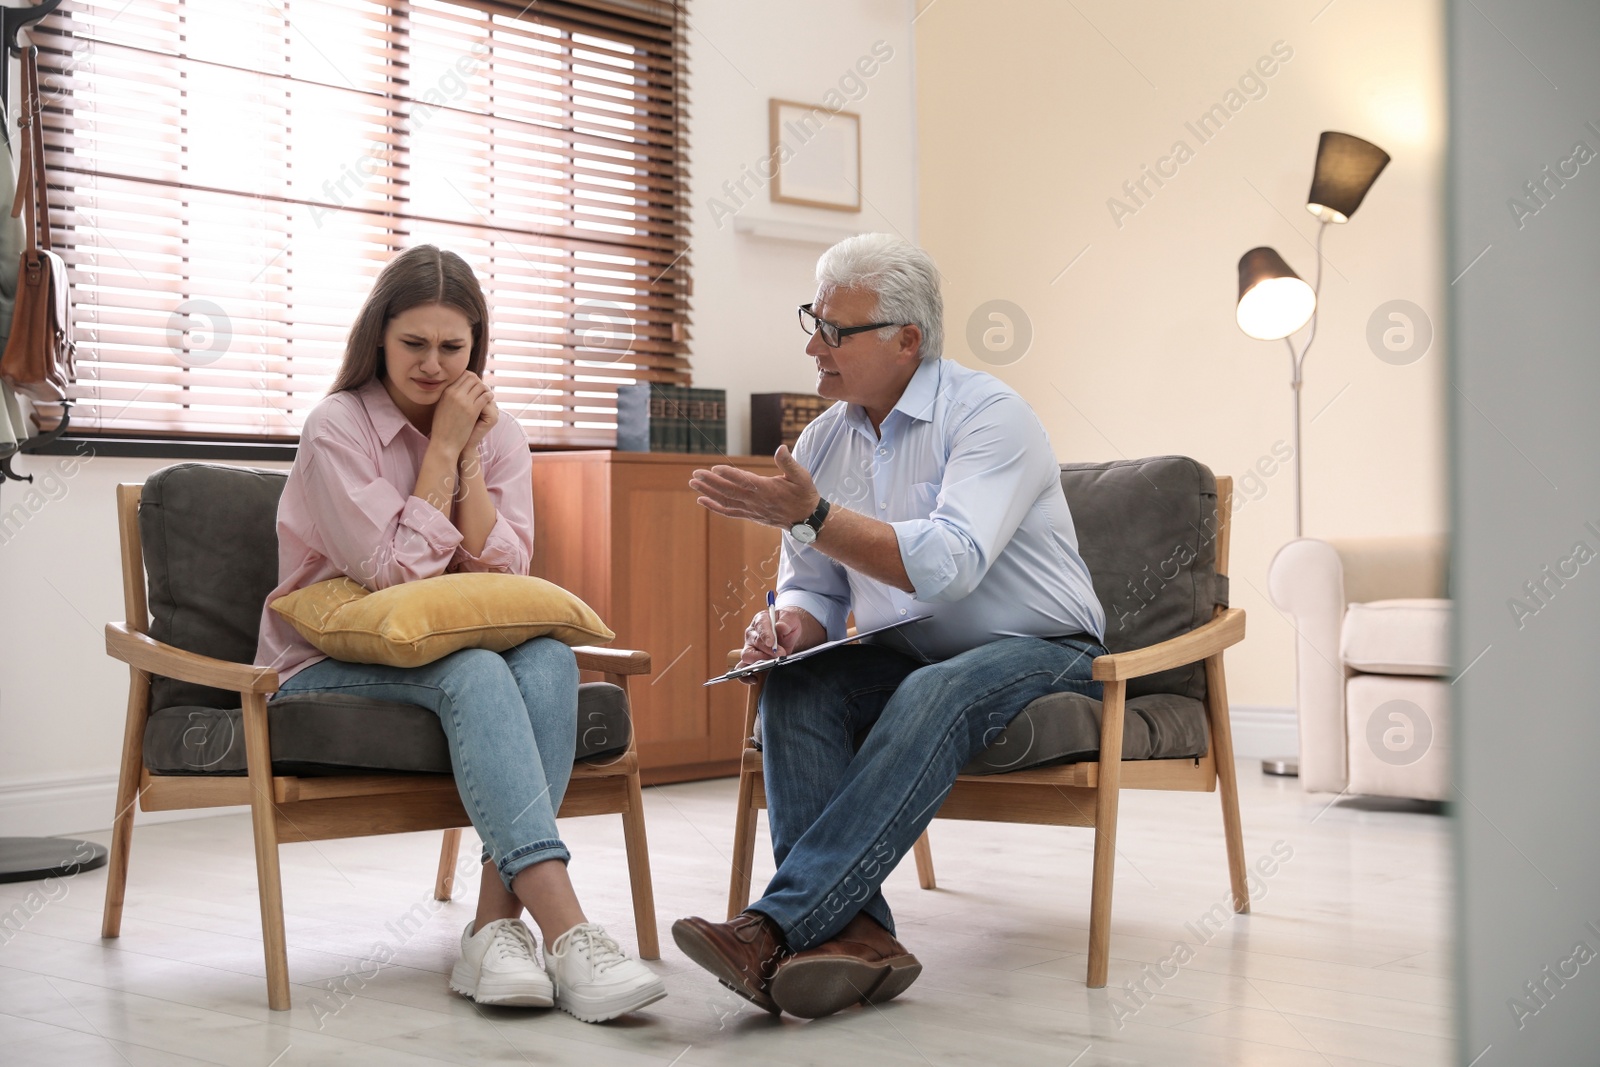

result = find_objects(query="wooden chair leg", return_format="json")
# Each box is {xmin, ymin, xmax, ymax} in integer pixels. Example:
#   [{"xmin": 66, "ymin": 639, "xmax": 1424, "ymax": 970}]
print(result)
[
  {"xmin": 1086, "ymin": 680, "xmax": 1127, "ymax": 989},
  {"xmin": 726, "ymin": 764, "xmax": 760, "ymax": 919},
  {"xmin": 242, "ymin": 692, "xmax": 291, "ymax": 1010},
  {"xmin": 434, "ymin": 828, "xmax": 463, "ymax": 902},
  {"xmin": 621, "ymin": 768, "xmax": 660, "ymax": 960},
  {"xmin": 912, "ymin": 830, "xmax": 936, "ymax": 890},
  {"xmin": 1205, "ymin": 653, "xmax": 1250, "ymax": 913},
  {"xmin": 101, "ymin": 673, "xmax": 148, "ymax": 939}
]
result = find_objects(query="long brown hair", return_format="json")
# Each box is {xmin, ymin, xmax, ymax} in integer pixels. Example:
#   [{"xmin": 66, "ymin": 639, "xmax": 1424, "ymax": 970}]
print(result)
[{"xmin": 330, "ymin": 245, "xmax": 490, "ymax": 393}]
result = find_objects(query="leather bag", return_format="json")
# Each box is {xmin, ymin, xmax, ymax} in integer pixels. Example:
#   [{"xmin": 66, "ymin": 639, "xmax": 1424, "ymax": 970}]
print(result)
[{"xmin": 0, "ymin": 47, "xmax": 74, "ymax": 404}]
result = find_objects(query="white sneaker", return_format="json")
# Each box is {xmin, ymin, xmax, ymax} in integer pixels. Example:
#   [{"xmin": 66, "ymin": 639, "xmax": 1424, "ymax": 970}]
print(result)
[
  {"xmin": 449, "ymin": 918, "xmax": 554, "ymax": 1007},
  {"xmin": 544, "ymin": 922, "xmax": 667, "ymax": 1022}
]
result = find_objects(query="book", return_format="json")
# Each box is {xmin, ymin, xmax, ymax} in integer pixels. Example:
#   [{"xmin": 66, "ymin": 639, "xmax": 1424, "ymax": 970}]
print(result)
[
  {"xmin": 615, "ymin": 383, "xmax": 651, "ymax": 452},
  {"xmin": 751, "ymin": 392, "xmax": 829, "ymax": 456},
  {"xmin": 687, "ymin": 386, "xmax": 726, "ymax": 454}
]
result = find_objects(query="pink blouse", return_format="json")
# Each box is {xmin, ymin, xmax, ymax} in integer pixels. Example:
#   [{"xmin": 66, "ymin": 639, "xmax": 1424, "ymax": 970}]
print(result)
[{"xmin": 255, "ymin": 378, "xmax": 534, "ymax": 682}]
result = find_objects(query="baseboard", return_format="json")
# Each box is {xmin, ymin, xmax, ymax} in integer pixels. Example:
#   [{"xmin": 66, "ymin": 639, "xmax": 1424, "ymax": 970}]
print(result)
[
  {"xmin": 1228, "ymin": 705, "xmax": 1299, "ymax": 761},
  {"xmin": 0, "ymin": 772, "xmax": 247, "ymax": 837}
]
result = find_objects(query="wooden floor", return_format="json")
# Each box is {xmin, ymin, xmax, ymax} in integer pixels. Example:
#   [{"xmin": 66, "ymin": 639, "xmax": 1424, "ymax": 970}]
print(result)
[{"xmin": 0, "ymin": 762, "xmax": 1453, "ymax": 1066}]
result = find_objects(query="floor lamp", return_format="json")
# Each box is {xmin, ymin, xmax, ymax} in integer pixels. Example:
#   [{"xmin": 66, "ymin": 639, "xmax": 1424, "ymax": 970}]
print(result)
[{"xmin": 1235, "ymin": 131, "xmax": 1389, "ymax": 777}]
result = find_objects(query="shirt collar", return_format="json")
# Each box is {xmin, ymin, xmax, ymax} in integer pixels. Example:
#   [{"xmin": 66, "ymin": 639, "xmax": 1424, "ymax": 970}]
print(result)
[
  {"xmin": 845, "ymin": 357, "xmax": 942, "ymax": 439},
  {"xmin": 892, "ymin": 357, "xmax": 941, "ymax": 423},
  {"xmin": 358, "ymin": 378, "xmax": 416, "ymax": 447}
]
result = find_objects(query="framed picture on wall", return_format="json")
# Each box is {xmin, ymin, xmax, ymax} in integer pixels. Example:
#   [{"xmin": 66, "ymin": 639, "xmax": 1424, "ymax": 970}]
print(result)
[{"xmin": 768, "ymin": 98, "xmax": 861, "ymax": 212}]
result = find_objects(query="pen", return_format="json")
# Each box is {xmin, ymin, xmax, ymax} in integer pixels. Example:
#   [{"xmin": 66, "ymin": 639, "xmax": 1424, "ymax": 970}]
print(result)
[{"xmin": 767, "ymin": 590, "xmax": 783, "ymax": 660}]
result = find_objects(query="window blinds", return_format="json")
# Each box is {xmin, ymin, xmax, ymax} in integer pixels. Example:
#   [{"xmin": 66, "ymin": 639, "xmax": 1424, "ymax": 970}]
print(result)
[{"xmin": 30, "ymin": 0, "xmax": 691, "ymax": 445}]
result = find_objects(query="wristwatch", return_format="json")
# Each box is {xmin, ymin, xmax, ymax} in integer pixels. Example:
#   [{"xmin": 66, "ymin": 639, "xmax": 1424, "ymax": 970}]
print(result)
[{"xmin": 789, "ymin": 497, "xmax": 831, "ymax": 545}]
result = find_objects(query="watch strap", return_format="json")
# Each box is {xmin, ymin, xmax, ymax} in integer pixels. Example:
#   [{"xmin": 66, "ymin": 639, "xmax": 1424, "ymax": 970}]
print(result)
[{"xmin": 791, "ymin": 496, "xmax": 830, "ymax": 539}]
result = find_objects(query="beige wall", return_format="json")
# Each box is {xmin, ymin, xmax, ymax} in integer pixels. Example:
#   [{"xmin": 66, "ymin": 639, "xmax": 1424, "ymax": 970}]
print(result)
[{"xmin": 914, "ymin": 0, "xmax": 1447, "ymax": 707}]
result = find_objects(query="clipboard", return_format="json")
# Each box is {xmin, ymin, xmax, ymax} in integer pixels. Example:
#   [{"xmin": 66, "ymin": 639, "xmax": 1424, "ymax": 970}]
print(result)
[{"xmin": 703, "ymin": 617, "xmax": 923, "ymax": 685}]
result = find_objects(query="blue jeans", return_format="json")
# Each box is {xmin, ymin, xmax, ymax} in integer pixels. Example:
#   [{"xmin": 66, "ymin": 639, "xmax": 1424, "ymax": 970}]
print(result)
[
  {"xmin": 274, "ymin": 639, "xmax": 580, "ymax": 891},
  {"xmin": 752, "ymin": 634, "xmax": 1107, "ymax": 951}
]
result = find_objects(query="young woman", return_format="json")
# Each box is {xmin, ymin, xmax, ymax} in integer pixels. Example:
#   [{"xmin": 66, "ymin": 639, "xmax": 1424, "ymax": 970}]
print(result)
[{"xmin": 255, "ymin": 245, "xmax": 666, "ymax": 1023}]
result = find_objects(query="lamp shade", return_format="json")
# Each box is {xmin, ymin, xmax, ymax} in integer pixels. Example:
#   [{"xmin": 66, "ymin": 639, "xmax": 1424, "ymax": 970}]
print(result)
[
  {"xmin": 1236, "ymin": 246, "xmax": 1316, "ymax": 340},
  {"xmin": 1305, "ymin": 131, "xmax": 1390, "ymax": 223}
]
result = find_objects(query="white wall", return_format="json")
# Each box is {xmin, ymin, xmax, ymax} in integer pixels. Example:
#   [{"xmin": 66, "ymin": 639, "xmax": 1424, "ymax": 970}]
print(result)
[
  {"xmin": 685, "ymin": 0, "xmax": 919, "ymax": 455},
  {"xmin": 0, "ymin": 0, "xmax": 921, "ymax": 835},
  {"xmin": 913, "ymin": 0, "xmax": 1448, "ymax": 711}
]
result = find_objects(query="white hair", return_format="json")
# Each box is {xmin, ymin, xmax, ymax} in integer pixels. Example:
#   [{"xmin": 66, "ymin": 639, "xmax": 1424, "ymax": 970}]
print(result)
[{"xmin": 815, "ymin": 233, "xmax": 943, "ymax": 360}]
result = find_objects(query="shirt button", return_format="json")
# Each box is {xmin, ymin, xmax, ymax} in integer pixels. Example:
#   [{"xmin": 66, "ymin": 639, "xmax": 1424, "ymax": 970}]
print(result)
[
  {"xmin": 879, "ymin": 502, "xmax": 887, "ymax": 510},
  {"xmin": 899, "ymin": 609, "xmax": 907, "ymax": 616},
  {"xmin": 878, "ymin": 448, "xmax": 886, "ymax": 456}
]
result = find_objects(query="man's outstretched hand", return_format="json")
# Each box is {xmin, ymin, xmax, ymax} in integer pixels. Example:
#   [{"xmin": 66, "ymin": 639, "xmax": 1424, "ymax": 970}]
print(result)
[{"xmin": 690, "ymin": 446, "xmax": 820, "ymax": 529}]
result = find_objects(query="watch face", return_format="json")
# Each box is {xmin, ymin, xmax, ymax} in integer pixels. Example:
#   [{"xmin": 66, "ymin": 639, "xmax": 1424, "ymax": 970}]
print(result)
[{"xmin": 791, "ymin": 523, "xmax": 817, "ymax": 545}]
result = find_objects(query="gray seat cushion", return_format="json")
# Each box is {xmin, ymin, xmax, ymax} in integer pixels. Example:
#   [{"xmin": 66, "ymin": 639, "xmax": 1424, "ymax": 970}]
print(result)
[
  {"xmin": 960, "ymin": 691, "xmax": 1208, "ymax": 775},
  {"xmin": 143, "ymin": 682, "xmax": 631, "ymax": 777}
]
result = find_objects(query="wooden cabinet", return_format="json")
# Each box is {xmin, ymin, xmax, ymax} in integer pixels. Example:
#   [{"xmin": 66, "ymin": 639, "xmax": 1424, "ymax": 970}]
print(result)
[{"xmin": 530, "ymin": 451, "xmax": 783, "ymax": 784}]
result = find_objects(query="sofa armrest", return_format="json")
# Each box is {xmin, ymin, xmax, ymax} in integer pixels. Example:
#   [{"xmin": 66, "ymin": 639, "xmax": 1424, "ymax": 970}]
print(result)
[
  {"xmin": 105, "ymin": 622, "xmax": 280, "ymax": 695},
  {"xmin": 573, "ymin": 646, "xmax": 651, "ymax": 676},
  {"xmin": 1266, "ymin": 539, "xmax": 1350, "ymax": 791},
  {"xmin": 1090, "ymin": 609, "xmax": 1245, "ymax": 681},
  {"xmin": 1324, "ymin": 537, "xmax": 1452, "ymax": 604},
  {"xmin": 1327, "ymin": 535, "xmax": 1449, "ymax": 604}
]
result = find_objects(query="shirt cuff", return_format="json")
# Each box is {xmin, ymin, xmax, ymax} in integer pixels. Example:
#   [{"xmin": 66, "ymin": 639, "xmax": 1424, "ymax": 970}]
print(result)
[
  {"xmin": 450, "ymin": 513, "xmax": 524, "ymax": 574},
  {"xmin": 400, "ymin": 496, "xmax": 464, "ymax": 553},
  {"xmin": 891, "ymin": 519, "xmax": 962, "ymax": 601},
  {"xmin": 775, "ymin": 589, "xmax": 850, "ymax": 642}
]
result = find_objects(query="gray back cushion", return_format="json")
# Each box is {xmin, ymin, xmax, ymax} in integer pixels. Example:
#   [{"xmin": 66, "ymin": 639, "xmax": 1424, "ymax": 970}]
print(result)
[
  {"xmin": 141, "ymin": 464, "xmax": 288, "ymax": 712},
  {"xmin": 1060, "ymin": 457, "xmax": 1223, "ymax": 701}
]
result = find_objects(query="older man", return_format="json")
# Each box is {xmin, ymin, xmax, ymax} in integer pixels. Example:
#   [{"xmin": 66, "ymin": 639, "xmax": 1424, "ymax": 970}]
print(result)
[{"xmin": 673, "ymin": 234, "xmax": 1107, "ymax": 1019}]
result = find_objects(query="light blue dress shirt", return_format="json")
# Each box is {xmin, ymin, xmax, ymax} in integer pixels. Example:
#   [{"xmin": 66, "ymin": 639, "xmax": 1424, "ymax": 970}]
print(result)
[{"xmin": 776, "ymin": 357, "xmax": 1106, "ymax": 663}]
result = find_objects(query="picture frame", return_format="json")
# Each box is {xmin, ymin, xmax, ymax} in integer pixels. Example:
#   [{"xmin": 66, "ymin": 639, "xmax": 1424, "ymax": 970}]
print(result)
[{"xmin": 768, "ymin": 98, "xmax": 861, "ymax": 212}]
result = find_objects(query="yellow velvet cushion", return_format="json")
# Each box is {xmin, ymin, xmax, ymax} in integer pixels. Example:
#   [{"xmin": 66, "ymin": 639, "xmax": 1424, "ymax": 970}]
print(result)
[{"xmin": 271, "ymin": 573, "xmax": 615, "ymax": 668}]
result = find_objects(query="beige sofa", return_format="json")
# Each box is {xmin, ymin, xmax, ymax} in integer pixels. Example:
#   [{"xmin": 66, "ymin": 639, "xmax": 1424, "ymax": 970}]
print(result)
[{"xmin": 1267, "ymin": 536, "xmax": 1452, "ymax": 800}]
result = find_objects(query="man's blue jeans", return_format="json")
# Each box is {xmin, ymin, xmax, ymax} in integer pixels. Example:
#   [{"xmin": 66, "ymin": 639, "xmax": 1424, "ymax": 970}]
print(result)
[
  {"xmin": 275, "ymin": 639, "xmax": 579, "ymax": 891},
  {"xmin": 751, "ymin": 634, "xmax": 1107, "ymax": 951}
]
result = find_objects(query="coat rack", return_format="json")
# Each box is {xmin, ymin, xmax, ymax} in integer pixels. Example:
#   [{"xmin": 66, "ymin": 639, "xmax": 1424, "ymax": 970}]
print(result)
[
  {"xmin": 0, "ymin": 0, "xmax": 106, "ymax": 888},
  {"xmin": 0, "ymin": 0, "xmax": 74, "ymax": 486},
  {"xmin": 0, "ymin": 0, "xmax": 60, "ymax": 119}
]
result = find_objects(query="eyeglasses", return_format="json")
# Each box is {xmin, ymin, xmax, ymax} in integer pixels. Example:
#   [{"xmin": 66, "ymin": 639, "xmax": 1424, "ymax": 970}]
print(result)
[{"xmin": 797, "ymin": 303, "xmax": 906, "ymax": 348}]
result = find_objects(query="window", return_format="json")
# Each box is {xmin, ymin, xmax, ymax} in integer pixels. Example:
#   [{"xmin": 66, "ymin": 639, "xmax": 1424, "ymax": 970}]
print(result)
[{"xmin": 33, "ymin": 0, "xmax": 690, "ymax": 446}]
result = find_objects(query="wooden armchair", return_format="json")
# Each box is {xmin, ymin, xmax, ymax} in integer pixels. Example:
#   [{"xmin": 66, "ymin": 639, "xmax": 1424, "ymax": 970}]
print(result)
[
  {"xmin": 101, "ymin": 464, "xmax": 659, "ymax": 1010},
  {"xmin": 724, "ymin": 458, "xmax": 1248, "ymax": 987}
]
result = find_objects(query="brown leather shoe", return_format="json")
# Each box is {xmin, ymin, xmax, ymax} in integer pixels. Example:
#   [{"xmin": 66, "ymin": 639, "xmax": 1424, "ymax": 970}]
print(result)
[
  {"xmin": 768, "ymin": 911, "xmax": 922, "ymax": 1019},
  {"xmin": 671, "ymin": 911, "xmax": 789, "ymax": 1014}
]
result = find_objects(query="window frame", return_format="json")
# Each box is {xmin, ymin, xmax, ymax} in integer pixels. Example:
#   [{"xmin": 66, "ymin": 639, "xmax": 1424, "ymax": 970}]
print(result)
[{"xmin": 24, "ymin": 0, "xmax": 692, "ymax": 452}]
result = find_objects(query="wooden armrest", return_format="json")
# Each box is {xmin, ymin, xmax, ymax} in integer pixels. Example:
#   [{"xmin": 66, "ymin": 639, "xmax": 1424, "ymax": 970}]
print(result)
[
  {"xmin": 105, "ymin": 623, "xmax": 280, "ymax": 694},
  {"xmin": 574, "ymin": 646, "xmax": 651, "ymax": 676},
  {"xmin": 1090, "ymin": 608, "xmax": 1245, "ymax": 681}
]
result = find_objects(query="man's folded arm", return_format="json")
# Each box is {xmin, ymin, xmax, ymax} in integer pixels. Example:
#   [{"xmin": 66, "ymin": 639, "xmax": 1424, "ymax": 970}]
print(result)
[{"xmin": 890, "ymin": 395, "xmax": 1057, "ymax": 603}]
